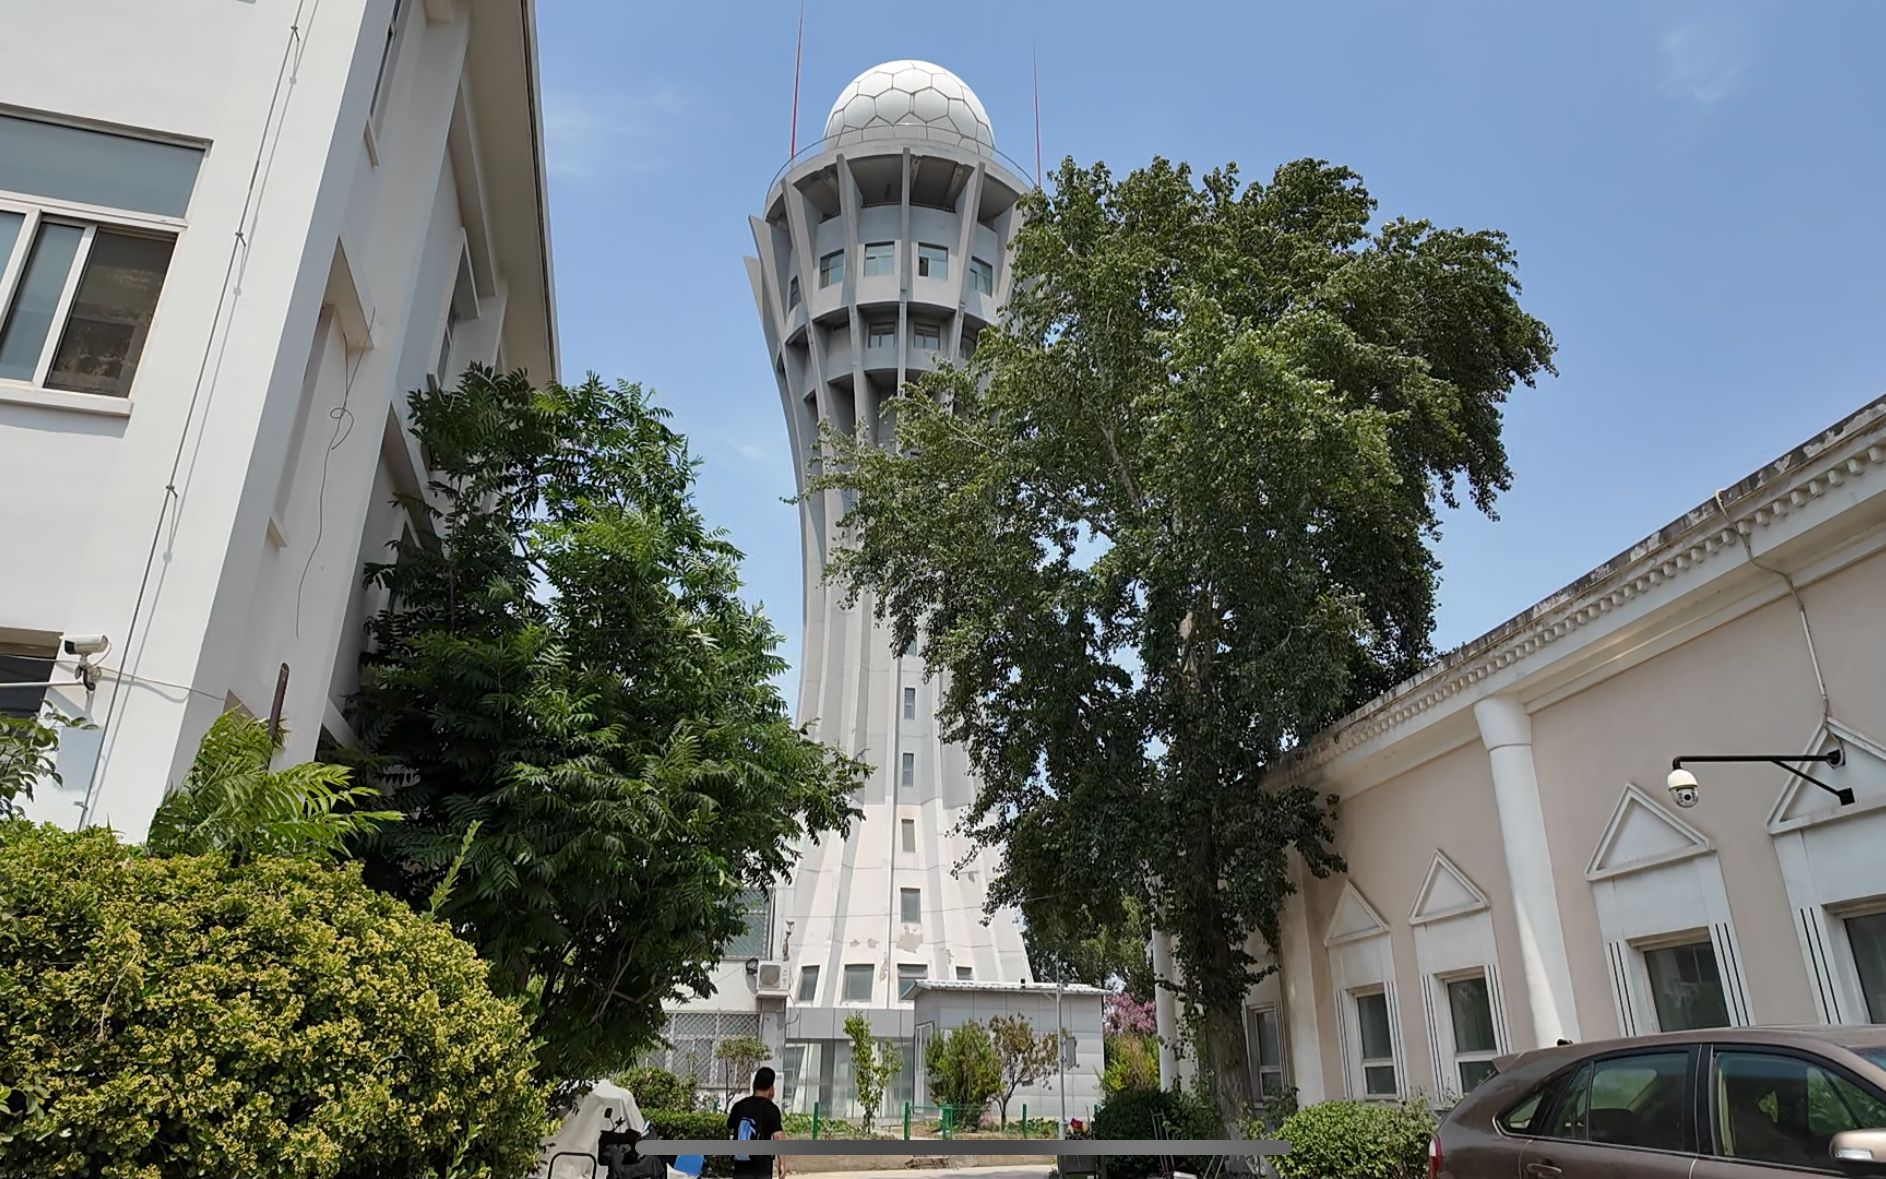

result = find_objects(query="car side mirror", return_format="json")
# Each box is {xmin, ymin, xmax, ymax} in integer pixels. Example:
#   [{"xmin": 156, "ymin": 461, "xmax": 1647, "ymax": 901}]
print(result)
[{"xmin": 1831, "ymin": 1129, "xmax": 1886, "ymax": 1175}]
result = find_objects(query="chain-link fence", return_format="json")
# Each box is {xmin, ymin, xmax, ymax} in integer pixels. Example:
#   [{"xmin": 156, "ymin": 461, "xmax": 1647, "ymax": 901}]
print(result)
[{"xmin": 641, "ymin": 1011, "xmax": 763, "ymax": 1111}]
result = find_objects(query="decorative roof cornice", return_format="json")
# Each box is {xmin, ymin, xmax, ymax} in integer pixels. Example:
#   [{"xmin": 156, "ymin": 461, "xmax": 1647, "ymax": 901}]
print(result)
[{"xmin": 1279, "ymin": 393, "xmax": 1886, "ymax": 783}]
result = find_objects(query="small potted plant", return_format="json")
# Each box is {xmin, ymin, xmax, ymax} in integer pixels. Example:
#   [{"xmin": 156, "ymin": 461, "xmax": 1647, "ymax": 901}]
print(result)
[{"xmin": 1059, "ymin": 1118, "xmax": 1100, "ymax": 1179}]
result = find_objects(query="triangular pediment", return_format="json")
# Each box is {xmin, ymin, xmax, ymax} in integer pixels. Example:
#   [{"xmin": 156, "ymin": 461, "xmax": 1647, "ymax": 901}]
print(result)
[
  {"xmin": 1409, "ymin": 851, "xmax": 1490, "ymax": 925},
  {"xmin": 1768, "ymin": 719, "xmax": 1886, "ymax": 833},
  {"xmin": 1587, "ymin": 782, "xmax": 1712, "ymax": 881},
  {"xmin": 1325, "ymin": 881, "xmax": 1390, "ymax": 946}
]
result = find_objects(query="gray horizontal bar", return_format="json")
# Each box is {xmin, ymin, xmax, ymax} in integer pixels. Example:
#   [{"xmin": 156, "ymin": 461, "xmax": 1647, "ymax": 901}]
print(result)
[{"xmin": 646, "ymin": 1140, "xmax": 1287, "ymax": 1157}]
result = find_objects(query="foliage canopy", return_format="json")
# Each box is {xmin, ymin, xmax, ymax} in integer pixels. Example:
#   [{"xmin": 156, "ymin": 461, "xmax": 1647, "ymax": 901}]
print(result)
[
  {"xmin": 810, "ymin": 156, "xmax": 1554, "ymax": 1118},
  {"xmin": 348, "ymin": 369, "xmax": 862, "ymax": 1087}
]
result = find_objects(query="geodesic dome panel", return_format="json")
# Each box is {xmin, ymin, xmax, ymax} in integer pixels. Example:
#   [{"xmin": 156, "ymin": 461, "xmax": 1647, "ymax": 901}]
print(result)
[{"xmin": 823, "ymin": 60, "xmax": 994, "ymax": 151}]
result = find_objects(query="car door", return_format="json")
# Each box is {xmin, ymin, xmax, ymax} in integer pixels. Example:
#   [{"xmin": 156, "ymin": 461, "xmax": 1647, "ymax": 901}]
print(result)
[
  {"xmin": 1690, "ymin": 1045, "xmax": 1886, "ymax": 1179},
  {"xmin": 1519, "ymin": 1048, "xmax": 1699, "ymax": 1179}
]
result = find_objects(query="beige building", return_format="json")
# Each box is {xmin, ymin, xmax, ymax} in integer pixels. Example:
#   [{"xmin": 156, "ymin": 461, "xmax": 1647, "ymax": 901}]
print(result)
[{"xmin": 1240, "ymin": 393, "xmax": 1886, "ymax": 1106}]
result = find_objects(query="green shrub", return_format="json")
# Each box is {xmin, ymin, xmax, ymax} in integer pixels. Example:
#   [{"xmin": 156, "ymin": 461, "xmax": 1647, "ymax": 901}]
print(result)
[
  {"xmin": 1092, "ymin": 1085, "xmax": 1223, "ymax": 1179},
  {"xmin": 644, "ymin": 1109, "xmax": 736, "ymax": 1177},
  {"xmin": 926, "ymin": 1021, "xmax": 1002, "ymax": 1128},
  {"xmin": 1271, "ymin": 1099, "xmax": 1436, "ymax": 1179},
  {"xmin": 617, "ymin": 1065, "xmax": 696, "ymax": 1111},
  {"xmin": 0, "ymin": 822, "xmax": 546, "ymax": 1178},
  {"xmin": 1101, "ymin": 1033, "xmax": 1161, "ymax": 1097}
]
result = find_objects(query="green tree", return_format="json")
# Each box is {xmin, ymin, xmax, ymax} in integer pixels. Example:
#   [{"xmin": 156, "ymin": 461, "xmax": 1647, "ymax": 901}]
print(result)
[
  {"xmin": 810, "ymin": 157, "xmax": 1554, "ymax": 1122},
  {"xmin": 0, "ymin": 823, "xmax": 545, "ymax": 1178},
  {"xmin": 146, "ymin": 712, "xmax": 398, "ymax": 862},
  {"xmin": 0, "ymin": 711, "xmax": 86, "ymax": 820},
  {"xmin": 925, "ymin": 1021, "xmax": 1002, "ymax": 1126},
  {"xmin": 347, "ymin": 369, "xmax": 862, "ymax": 1091},
  {"xmin": 716, "ymin": 1035, "xmax": 773, "ymax": 1090},
  {"xmin": 1025, "ymin": 897, "xmax": 1154, "ymax": 996},
  {"xmin": 845, "ymin": 1014, "xmax": 900, "ymax": 1130},
  {"xmin": 988, "ymin": 1013, "xmax": 1063, "ymax": 1128}
]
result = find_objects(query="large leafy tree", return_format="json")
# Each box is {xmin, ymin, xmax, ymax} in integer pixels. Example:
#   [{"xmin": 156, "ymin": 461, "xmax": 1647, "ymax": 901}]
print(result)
[
  {"xmin": 810, "ymin": 157, "xmax": 1554, "ymax": 1120},
  {"xmin": 348, "ymin": 370, "xmax": 861, "ymax": 1088}
]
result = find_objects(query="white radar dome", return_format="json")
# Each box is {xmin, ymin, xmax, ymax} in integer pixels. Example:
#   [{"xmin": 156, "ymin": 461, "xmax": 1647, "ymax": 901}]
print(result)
[{"xmin": 823, "ymin": 60, "xmax": 994, "ymax": 151}]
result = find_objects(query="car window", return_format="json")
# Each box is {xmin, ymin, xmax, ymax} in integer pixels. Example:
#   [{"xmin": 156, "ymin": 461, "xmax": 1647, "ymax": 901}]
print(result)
[
  {"xmin": 1499, "ymin": 1088, "xmax": 1552, "ymax": 1135},
  {"xmin": 1587, "ymin": 1052, "xmax": 1688, "ymax": 1151},
  {"xmin": 1714, "ymin": 1050, "xmax": 1886, "ymax": 1171},
  {"xmin": 1546, "ymin": 1064, "xmax": 1591, "ymax": 1139}
]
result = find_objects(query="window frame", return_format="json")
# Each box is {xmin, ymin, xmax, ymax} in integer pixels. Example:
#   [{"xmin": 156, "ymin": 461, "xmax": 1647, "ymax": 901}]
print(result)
[
  {"xmin": 1441, "ymin": 968, "xmax": 1501, "ymax": 1095},
  {"xmin": 0, "ymin": 188, "xmax": 185, "ymax": 404},
  {"xmin": 969, "ymin": 256, "xmax": 994, "ymax": 296},
  {"xmin": 842, "ymin": 963, "xmax": 873, "ymax": 1003},
  {"xmin": 0, "ymin": 641, "xmax": 59, "ymax": 718},
  {"xmin": 897, "ymin": 962, "xmax": 927, "ymax": 1000},
  {"xmin": 900, "ymin": 750, "xmax": 914, "ymax": 788},
  {"xmin": 900, "ymin": 818, "xmax": 917, "ymax": 854},
  {"xmin": 916, "ymin": 243, "xmax": 948, "ymax": 280},
  {"xmin": 912, "ymin": 322, "xmax": 942, "ymax": 352},
  {"xmin": 1246, "ymin": 1003, "xmax": 1289, "ymax": 1100},
  {"xmin": 1841, "ymin": 906, "xmax": 1886, "ymax": 1024},
  {"xmin": 903, "ymin": 686, "xmax": 917, "ymax": 720},
  {"xmin": 787, "ymin": 275, "xmax": 801, "ymax": 309},
  {"xmin": 1533, "ymin": 1045, "xmax": 1701, "ymax": 1157},
  {"xmin": 1352, "ymin": 987, "xmax": 1398, "ymax": 1098},
  {"xmin": 861, "ymin": 241, "xmax": 894, "ymax": 277},
  {"xmin": 866, "ymin": 320, "xmax": 897, "ymax": 349},
  {"xmin": 956, "ymin": 966, "xmax": 973, "ymax": 981},
  {"xmin": 900, "ymin": 887, "xmax": 921, "ymax": 925},
  {"xmin": 818, "ymin": 249, "xmax": 845, "ymax": 288},
  {"xmin": 1640, "ymin": 934, "xmax": 1733, "ymax": 1033},
  {"xmin": 796, "ymin": 964, "xmax": 819, "ymax": 1002},
  {"xmin": 1700, "ymin": 1043, "xmax": 1886, "ymax": 1172}
]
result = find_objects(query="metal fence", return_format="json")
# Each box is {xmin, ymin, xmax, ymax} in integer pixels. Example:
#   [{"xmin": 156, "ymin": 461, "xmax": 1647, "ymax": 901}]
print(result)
[{"xmin": 641, "ymin": 1011, "xmax": 763, "ymax": 1109}]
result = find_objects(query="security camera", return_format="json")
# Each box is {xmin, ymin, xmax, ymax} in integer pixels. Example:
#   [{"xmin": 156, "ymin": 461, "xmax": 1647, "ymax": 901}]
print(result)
[
  {"xmin": 63, "ymin": 633, "xmax": 110, "ymax": 658},
  {"xmin": 1666, "ymin": 768, "xmax": 1700, "ymax": 809}
]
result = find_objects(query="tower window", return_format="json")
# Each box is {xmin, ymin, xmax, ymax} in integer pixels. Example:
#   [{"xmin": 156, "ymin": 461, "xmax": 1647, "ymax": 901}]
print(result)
[
  {"xmin": 900, "ymin": 888, "xmax": 921, "ymax": 924},
  {"xmin": 843, "ymin": 963, "xmax": 873, "ymax": 1002},
  {"xmin": 916, "ymin": 243, "xmax": 948, "ymax": 280},
  {"xmin": 969, "ymin": 257, "xmax": 994, "ymax": 296},
  {"xmin": 903, "ymin": 686, "xmax": 916, "ymax": 719},
  {"xmin": 862, "ymin": 242, "xmax": 894, "ymax": 277},
  {"xmin": 898, "ymin": 962, "xmax": 928, "ymax": 999},
  {"xmin": 797, "ymin": 964, "xmax": 819, "ymax": 1002},
  {"xmin": 913, "ymin": 323, "xmax": 941, "ymax": 351},
  {"xmin": 956, "ymin": 966, "xmax": 974, "ymax": 981},
  {"xmin": 818, "ymin": 250, "xmax": 844, "ymax": 288},
  {"xmin": 901, "ymin": 818, "xmax": 916, "ymax": 854},
  {"xmin": 867, "ymin": 320, "xmax": 896, "ymax": 349},
  {"xmin": 788, "ymin": 275, "xmax": 800, "ymax": 308},
  {"xmin": 900, "ymin": 751, "xmax": 914, "ymax": 787}
]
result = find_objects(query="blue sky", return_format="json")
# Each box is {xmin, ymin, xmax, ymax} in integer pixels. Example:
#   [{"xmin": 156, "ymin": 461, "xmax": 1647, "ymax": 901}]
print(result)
[{"xmin": 535, "ymin": 1, "xmax": 1886, "ymax": 699}]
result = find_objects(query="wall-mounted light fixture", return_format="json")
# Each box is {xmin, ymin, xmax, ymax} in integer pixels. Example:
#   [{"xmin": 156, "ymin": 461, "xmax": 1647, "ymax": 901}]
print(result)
[{"xmin": 1666, "ymin": 750, "xmax": 1850, "ymax": 810}]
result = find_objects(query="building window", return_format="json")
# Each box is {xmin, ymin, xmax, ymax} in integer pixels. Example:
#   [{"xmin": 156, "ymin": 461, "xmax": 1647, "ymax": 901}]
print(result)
[
  {"xmin": 900, "ymin": 751, "xmax": 914, "ymax": 788},
  {"xmin": 819, "ymin": 250, "xmax": 844, "ymax": 288},
  {"xmin": 956, "ymin": 966, "xmax": 973, "ymax": 981},
  {"xmin": 903, "ymin": 686, "xmax": 917, "ymax": 720},
  {"xmin": 1354, "ymin": 990, "xmax": 1396, "ymax": 1097},
  {"xmin": 787, "ymin": 275, "xmax": 800, "ymax": 309},
  {"xmin": 862, "ymin": 242, "xmax": 894, "ymax": 277},
  {"xmin": 900, "ymin": 818, "xmax": 916, "ymax": 854},
  {"xmin": 1445, "ymin": 974, "xmax": 1499, "ymax": 1093},
  {"xmin": 843, "ymin": 963, "xmax": 873, "ymax": 1002},
  {"xmin": 797, "ymin": 965, "xmax": 819, "ymax": 1002},
  {"xmin": 867, "ymin": 320, "xmax": 896, "ymax": 349},
  {"xmin": 1847, "ymin": 912, "xmax": 1886, "ymax": 1022},
  {"xmin": 916, "ymin": 243, "xmax": 948, "ymax": 280},
  {"xmin": 912, "ymin": 323, "xmax": 941, "ymax": 351},
  {"xmin": 969, "ymin": 257, "xmax": 994, "ymax": 296},
  {"xmin": 724, "ymin": 889, "xmax": 773, "ymax": 959},
  {"xmin": 0, "ymin": 642, "xmax": 57, "ymax": 718},
  {"xmin": 898, "ymin": 963, "xmax": 927, "ymax": 999},
  {"xmin": 0, "ymin": 116, "xmax": 202, "ymax": 400},
  {"xmin": 1246, "ymin": 1006, "xmax": 1287, "ymax": 1099},
  {"xmin": 900, "ymin": 888, "xmax": 921, "ymax": 924},
  {"xmin": 1643, "ymin": 939, "xmax": 1730, "ymax": 1031},
  {"xmin": 369, "ymin": 0, "xmax": 408, "ymax": 127},
  {"xmin": 1711, "ymin": 1050, "xmax": 1886, "ymax": 1167}
]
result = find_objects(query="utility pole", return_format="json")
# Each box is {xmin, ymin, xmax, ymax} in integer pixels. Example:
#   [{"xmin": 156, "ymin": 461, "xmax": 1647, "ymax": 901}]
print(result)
[{"xmin": 1056, "ymin": 970, "xmax": 1068, "ymax": 1138}]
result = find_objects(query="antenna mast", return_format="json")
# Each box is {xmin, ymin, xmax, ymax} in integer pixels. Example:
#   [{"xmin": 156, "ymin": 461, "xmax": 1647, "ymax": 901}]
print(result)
[{"xmin": 789, "ymin": 0, "xmax": 806, "ymax": 157}]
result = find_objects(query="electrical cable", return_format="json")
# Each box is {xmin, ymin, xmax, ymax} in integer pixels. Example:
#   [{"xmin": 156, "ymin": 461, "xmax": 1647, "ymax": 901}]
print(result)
[
  {"xmin": 294, "ymin": 338, "xmax": 368, "ymax": 639},
  {"xmin": 80, "ymin": 0, "xmax": 321, "ymax": 826},
  {"xmin": 1713, "ymin": 489, "xmax": 1841, "ymax": 741}
]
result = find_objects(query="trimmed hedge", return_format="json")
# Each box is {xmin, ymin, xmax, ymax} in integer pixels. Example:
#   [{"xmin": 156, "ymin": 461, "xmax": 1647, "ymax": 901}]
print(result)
[
  {"xmin": 1270, "ymin": 1100, "xmax": 1436, "ymax": 1179},
  {"xmin": 0, "ymin": 822, "xmax": 546, "ymax": 1179},
  {"xmin": 644, "ymin": 1109, "xmax": 735, "ymax": 1177},
  {"xmin": 617, "ymin": 1065, "xmax": 696, "ymax": 1111}
]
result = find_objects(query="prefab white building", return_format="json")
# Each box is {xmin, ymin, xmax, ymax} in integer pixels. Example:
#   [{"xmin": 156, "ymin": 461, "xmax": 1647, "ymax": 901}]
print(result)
[{"xmin": 0, "ymin": 0, "xmax": 556, "ymax": 837}]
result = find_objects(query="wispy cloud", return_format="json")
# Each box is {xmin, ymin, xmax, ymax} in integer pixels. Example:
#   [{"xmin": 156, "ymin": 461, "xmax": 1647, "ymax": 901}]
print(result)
[
  {"xmin": 1659, "ymin": 18, "xmax": 1754, "ymax": 106},
  {"xmin": 542, "ymin": 85, "xmax": 688, "ymax": 179}
]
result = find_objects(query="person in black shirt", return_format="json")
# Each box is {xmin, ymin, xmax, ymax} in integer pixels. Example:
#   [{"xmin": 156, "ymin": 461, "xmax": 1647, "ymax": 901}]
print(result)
[{"xmin": 727, "ymin": 1066, "xmax": 786, "ymax": 1179}]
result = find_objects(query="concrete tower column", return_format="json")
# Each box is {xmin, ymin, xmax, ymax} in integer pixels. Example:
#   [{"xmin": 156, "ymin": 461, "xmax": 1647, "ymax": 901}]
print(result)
[{"xmin": 1473, "ymin": 694, "xmax": 1582, "ymax": 1045}]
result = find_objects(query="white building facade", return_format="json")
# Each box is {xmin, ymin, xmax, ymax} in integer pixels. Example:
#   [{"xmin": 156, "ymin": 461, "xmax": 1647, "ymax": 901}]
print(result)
[
  {"xmin": 645, "ymin": 62, "xmax": 1109, "ymax": 1125},
  {"xmin": 0, "ymin": 0, "xmax": 556, "ymax": 838}
]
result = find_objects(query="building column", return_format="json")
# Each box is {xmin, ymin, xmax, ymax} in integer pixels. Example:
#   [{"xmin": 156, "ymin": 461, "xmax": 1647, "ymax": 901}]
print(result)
[
  {"xmin": 1473, "ymin": 695, "xmax": 1581, "ymax": 1045},
  {"xmin": 1150, "ymin": 927, "xmax": 1180, "ymax": 1087},
  {"xmin": 1278, "ymin": 854, "xmax": 1328, "ymax": 1102}
]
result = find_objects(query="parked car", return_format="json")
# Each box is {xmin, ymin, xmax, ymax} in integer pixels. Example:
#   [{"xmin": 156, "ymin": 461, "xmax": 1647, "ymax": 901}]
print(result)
[{"xmin": 1432, "ymin": 1027, "xmax": 1886, "ymax": 1178}]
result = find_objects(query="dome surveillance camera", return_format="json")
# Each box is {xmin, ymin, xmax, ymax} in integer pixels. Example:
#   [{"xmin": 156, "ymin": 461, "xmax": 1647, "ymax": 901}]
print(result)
[
  {"xmin": 63, "ymin": 633, "xmax": 109, "ymax": 658},
  {"xmin": 1667, "ymin": 767, "xmax": 1701, "ymax": 809}
]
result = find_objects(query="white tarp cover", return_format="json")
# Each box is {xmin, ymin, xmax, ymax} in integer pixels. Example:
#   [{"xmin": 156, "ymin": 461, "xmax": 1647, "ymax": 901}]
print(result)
[{"xmin": 540, "ymin": 1080, "xmax": 647, "ymax": 1178}]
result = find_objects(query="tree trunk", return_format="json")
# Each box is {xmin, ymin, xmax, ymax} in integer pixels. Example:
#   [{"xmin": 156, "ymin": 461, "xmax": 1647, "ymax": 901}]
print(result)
[{"xmin": 1199, "ymin": 935, "xmax": 1258, "ymax": 1130}]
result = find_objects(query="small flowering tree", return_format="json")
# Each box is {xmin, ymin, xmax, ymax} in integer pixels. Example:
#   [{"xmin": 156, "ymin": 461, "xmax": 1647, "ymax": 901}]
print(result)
[{"xmin": 1104, "ymin": 992, "xmax": 1157, "ymax": 1037}]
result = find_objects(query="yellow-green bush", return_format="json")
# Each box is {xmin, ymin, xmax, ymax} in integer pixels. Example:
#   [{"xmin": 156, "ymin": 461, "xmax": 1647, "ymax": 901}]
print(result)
[
  {"xmin": 0, "ymin": 822, "xmax": 546, "ymax": 1178},
  {"xmin": 1268, "ymin": 1099, "xmax": 1436, "ymax": 1179}
]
